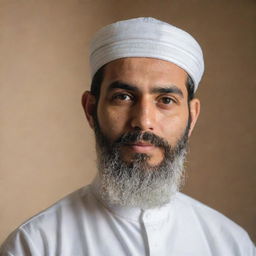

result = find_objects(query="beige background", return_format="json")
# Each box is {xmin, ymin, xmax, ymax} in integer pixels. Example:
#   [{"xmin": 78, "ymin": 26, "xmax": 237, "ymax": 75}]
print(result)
[{"xmin": 1, "ymin": 0, "xmax": 255, "ymax": 244}]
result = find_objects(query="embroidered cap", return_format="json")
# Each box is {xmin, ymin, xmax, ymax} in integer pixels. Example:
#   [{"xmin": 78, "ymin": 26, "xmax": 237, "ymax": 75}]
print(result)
[{"xmin": 89, "ymin": 17, "xmax": 204, "ymax": 91}]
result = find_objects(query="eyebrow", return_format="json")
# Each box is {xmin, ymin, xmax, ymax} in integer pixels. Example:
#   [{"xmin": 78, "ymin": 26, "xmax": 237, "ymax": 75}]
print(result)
[
  {"xmin": 151, "ymin": 86, "xmax": 184, "ymax": 98},
  {"xmin": 108, "ymin": 81, "xmax": 139, "ymax": 92},
  {"xmin": 107, "ymin": 81, "xmax": 183, "ymax": 98}
]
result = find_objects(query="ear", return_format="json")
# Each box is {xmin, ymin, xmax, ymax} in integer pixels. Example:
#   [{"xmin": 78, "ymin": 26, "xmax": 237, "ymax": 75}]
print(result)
[
  {"xmin": 81, "ymin": 91, "xmax": 96, "ymax": 129},
  {"xmin": 188, "ymin": 98, "xmax": 200, "ymax": 137}
]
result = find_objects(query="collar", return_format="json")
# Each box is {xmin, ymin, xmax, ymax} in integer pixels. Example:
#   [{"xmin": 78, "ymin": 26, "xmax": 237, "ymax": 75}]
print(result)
[{"xmin": 90, "ymin": 176, "xmax": 177, "ymax": 224}]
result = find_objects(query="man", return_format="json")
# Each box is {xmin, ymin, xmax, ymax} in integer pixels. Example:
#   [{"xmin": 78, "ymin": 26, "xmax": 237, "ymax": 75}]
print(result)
[{"xmin": 0, "ymin": 17, "xmax": 255, "ymax": 255}]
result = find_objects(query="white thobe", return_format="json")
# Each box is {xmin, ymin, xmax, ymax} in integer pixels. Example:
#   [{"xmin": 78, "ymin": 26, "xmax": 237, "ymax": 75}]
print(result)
[{"xmin": 0, "ymin": 183, "xmax": 255, "ymax": 256}]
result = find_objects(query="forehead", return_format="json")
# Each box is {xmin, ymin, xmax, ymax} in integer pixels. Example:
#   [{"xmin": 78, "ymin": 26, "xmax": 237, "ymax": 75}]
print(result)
[{"xmin": 102, "ymin": 57, "xmax": 188, "ymax": 92}]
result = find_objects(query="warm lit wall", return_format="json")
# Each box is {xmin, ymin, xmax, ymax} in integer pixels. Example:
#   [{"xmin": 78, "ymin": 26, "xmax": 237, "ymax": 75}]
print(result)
[{"xmin": 1, "ymin": 0, "xmax": 255, "ymax": 244}]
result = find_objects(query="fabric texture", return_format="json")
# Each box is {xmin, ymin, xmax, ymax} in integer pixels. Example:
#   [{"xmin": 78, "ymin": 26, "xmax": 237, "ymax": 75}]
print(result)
[
  {"xmin": 0, "ymin": 183, "xmax": 255, "ymax": 256},
  {"xmin": 89, "ymin": 17, "xmax": 204, "ymax": 91}
]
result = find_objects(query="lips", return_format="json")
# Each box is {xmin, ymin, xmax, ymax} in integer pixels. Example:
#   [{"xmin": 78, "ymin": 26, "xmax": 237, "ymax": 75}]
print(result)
[{"xmin": 126, "ymin": 141, "xmax": 155, "ymax": 153}]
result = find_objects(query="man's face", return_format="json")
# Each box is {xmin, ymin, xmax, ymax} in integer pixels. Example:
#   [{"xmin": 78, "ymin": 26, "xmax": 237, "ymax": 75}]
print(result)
[
  {"xmin": 96, "ymin": 57, "xmax": 191, "ymax": 166},
  {"xmin": 83, "ymin": 57, "xmax": 200, "ymax": 208}
]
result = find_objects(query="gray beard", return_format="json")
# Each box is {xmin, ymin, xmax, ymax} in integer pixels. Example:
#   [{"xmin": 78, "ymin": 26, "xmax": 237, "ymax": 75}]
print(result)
[{"xmin": 93, "ymin": 118, "xmax": 189, "ymax": 209}]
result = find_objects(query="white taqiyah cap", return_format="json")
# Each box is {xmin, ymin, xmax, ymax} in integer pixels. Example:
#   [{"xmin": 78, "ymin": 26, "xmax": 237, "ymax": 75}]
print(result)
[{"xmin": 89, "ymin": 17, "xmax": 204, "ymax": 91}]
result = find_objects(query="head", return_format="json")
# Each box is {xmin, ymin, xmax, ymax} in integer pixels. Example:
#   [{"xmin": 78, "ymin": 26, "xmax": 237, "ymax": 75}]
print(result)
[{"xmin": 82, "ymin": 18, "xmax": 203, "ymax": 208}]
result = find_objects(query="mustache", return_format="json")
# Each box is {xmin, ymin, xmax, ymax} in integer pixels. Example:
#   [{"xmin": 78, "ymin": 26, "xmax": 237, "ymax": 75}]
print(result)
[{"xmin": 114, "ymin": 131, "xmax": 171, "ymax": 149}]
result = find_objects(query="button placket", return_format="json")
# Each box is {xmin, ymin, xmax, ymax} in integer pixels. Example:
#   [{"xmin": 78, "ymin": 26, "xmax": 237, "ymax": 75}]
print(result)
[{"xmin": 142, "ymin": 211, "xmax": 163, "ymax": 256}]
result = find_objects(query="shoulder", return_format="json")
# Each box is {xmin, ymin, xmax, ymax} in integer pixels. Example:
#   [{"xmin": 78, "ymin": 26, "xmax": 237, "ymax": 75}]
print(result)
[
  {"xmin": 174, "ymin": 192, "xmax": 247, "ymax": 235},
  {"xmin": 173, "ymin": 192, "xmax": 255, "ymax": 254},
  {"xmin": 19, "ymin": 185, "xmax": 93, "ymax": 228},
  {"xmin": 0, "ymin": 185, "xmax": 96, "ymax": 255},
  {"xmin": 175, "ymin": 193, "xmax": 242, "ymax": 228}
]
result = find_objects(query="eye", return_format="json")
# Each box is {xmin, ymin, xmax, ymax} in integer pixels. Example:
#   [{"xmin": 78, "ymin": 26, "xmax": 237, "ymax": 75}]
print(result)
[
  {"xmin": 159, "ymin": 97, "xmax": 175, "ymax": 105},
  {"xmin": 156, "ymin": 96, "xmax": 177, "ymax": 109},
  {"xmin": 114, "ymin": 93, "xmax": 132, "ymax": 101},
  {"xmin": 111, "ymin": 92, "xmax": 134, "ymax": 104}
]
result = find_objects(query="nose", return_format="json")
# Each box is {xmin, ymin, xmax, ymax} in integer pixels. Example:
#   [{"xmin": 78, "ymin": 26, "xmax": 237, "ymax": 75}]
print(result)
[{"xmin": 130, "ymin": 97, "xmax": 155, "ymax": 131}]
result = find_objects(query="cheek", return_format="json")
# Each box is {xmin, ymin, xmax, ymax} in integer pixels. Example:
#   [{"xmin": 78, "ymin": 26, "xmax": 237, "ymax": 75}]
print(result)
[
  {"xmin": 158, "ymin": 108, "xmax": 189, "ymax": 144},
  {"xmin": 97, "ymin": 105, "xmax": 129, "ymax": 140}
]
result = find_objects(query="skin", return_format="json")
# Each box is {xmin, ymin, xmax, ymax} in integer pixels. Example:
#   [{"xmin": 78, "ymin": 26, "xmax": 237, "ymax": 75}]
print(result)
[{"xmin": 82, "ymin": 57, "xmax": 200, "ymax": 166}]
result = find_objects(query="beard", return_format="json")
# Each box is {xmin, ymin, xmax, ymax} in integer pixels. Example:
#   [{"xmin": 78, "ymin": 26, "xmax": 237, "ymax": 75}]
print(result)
[{"xmin": 93, "ymin": 116, "xmax": 190, "ymax": 209}]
